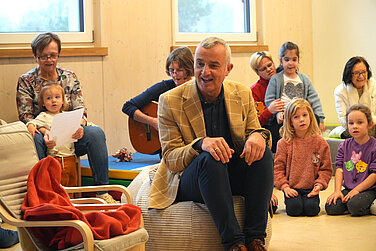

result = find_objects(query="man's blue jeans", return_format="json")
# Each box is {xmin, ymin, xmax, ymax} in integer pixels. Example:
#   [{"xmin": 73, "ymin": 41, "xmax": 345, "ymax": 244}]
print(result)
[
  {"xmin": 34, "ymin": 126, "xmax": 109, "ymax": 194},
  {"xmin": 175, "ymin": 148, "xmax": 274, "ymax": 250}
]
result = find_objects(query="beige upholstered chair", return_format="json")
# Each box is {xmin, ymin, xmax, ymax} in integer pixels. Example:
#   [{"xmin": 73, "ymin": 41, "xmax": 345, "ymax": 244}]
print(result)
[
  {"xmin": 127, "ymin": 164, "xmax": 272, "ymax": 250},
  {"xmin": 0, "ymin": 121, "xmax": 148, "ymax": 251}
]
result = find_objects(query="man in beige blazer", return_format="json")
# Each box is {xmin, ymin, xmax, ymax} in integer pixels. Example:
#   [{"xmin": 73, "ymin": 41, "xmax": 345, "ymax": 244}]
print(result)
[{"xmin": 149, "ymin": 37, "xmax": 274, "ymax": 251}]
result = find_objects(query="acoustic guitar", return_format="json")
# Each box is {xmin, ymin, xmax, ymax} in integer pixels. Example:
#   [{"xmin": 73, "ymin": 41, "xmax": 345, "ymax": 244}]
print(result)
[{"xmin": 128, "ymin": 102, "xmax": 161, "ymax": 154}]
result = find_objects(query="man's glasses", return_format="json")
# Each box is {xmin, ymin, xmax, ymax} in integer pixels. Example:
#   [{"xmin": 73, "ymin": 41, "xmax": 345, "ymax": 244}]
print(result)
[
  {"xmin": 37, "ymin": 54, "xmax": 59, "ymax": 61},
  {"xmin": 167, "ymin": 68, "xmax": 185, "ymax": 76},
  {"xmin": 352, "ymin": 71, "xmax": 367, "ymax": 77}
]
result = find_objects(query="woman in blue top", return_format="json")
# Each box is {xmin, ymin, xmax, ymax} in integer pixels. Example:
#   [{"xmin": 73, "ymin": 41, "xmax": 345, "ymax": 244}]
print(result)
[{"xmin": 122, "ymin": 46, "xmax": 194, "ymax": 130}]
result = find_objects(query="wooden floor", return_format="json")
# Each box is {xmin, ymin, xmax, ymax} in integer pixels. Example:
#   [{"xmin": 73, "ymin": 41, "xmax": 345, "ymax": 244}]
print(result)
[
  {"xmin": 268, "ymin": 176, "xmax": 376, "ymax": 251},
  {"xmin": 2, "ymin": 177, "xmax": 375, "ymax": 251}
]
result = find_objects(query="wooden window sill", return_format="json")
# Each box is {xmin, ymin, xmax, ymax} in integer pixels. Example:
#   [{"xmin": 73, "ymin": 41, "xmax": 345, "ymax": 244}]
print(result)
[
  {"xmin": 0, "ymin": 47, "xmax": 108, "ymax": 58},
  {"xmin": 171, "ymin": 45, "xmax": 268, "ymax": 53}
]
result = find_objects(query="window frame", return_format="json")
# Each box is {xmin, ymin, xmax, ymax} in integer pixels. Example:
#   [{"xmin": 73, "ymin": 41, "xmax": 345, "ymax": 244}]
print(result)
[
  {"xmin": 0, "ymin": 0, "xmax": 94, "ymax": 45},
  {"xmin": 172, "ymin": 0, "xmax": 257, "ymax": 43}
]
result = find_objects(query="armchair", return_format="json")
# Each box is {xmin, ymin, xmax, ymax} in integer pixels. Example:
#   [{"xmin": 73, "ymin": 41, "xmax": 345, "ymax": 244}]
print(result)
[{"xmin": 0, "ymin": 121, "xmax": 148, "ymax": 251}]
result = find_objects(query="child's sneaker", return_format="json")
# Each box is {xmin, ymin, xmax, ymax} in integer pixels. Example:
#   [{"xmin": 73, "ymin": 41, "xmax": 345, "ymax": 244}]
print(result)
[{"xmin": 96, "ymin": 193, "xmax": 119, "ymax": 204}]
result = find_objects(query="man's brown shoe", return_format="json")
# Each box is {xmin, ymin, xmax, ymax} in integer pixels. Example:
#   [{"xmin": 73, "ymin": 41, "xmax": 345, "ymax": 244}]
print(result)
[
  {"xmin": 228, "ymin": 243, "xmax": 247, "ymax": 251},
  {"xmin": 247, "ymin": 238, "xmax": 266, "ymax": 251}
]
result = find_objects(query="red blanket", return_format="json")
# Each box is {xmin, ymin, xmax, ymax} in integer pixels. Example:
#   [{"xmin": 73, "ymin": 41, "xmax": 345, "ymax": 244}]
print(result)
[{"xmin": 21, "ymin": 156, "xmax": 141, "ymax": 249}]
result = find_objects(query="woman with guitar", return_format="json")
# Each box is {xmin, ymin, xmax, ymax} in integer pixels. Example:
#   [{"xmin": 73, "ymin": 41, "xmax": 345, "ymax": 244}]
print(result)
[
  {"xmin": 250, "ymin": 51, "xmax": 284, "ymax": 214},
  {"xmin": 122, "ymin": 46, "xmax": 194, "ymax": 155}
]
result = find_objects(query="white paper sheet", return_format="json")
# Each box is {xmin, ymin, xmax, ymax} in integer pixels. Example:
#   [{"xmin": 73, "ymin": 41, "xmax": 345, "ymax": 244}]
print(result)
[
  {"xmin": 132, "ymin": 166, "xmax": 153, "ymax": 171},
  {"xmin": 50, "ymin": 108, "xmax": 85, "ymax": 147}
]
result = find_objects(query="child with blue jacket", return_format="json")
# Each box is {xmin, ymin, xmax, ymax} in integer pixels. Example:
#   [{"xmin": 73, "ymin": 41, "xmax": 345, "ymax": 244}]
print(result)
[{"xmin": 265, "ymin": 42, "xmax": 325, "ymax": 150}]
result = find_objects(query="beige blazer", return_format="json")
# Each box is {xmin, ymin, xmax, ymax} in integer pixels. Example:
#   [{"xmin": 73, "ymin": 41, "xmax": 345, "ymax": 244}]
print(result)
[{"xmin": 148, "ymin": 79, "xmax": 270, "ymax": 209}]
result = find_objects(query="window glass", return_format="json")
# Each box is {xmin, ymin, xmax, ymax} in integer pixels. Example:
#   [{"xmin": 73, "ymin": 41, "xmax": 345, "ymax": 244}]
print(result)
[
  {"xmin": 0, "ymin": 0, "xmax": 93, "ymax": 44},
  {"xmin": 178, "ymin": 0, "xmax": 248, "ymax": 33},
  {"xmin": 0, "ymin": 0, "xmax": 82, "ymax": 33},
  {"xmin": 174, "ymin": 0, "xmax": 256, "ymax": 42}
]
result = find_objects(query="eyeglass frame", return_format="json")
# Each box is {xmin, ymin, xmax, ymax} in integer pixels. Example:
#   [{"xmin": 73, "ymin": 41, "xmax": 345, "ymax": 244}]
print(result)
[
  {"xmin": 166, "ymin": 68, "xmax": 185, "ymax": 76},
  {"xmin": 352, "ymin": 71, "xmax": 367, "ymax": 77},
  {"xmin": 37, "ymin": 54, "xmax": 59, "ymax": 61}
]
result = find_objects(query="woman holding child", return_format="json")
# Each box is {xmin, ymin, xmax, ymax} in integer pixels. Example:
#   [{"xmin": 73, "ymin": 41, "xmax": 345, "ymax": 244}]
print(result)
[
  {"xmin": 16, "ymin": 32, "xmax": 117, "ymax": 204},
  {"xmin": 250, "ymin": 51, "xmax": 284, "ymax": 213},
  {"xmin": 250, "ymin": 51, "xmax": 285, "ymax": 153}
]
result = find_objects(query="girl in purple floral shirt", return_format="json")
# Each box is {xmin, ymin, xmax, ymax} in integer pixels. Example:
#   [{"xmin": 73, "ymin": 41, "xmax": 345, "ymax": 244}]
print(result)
[{"xmin": 326, "ymin": 104, "xmax": 376, "ymax": 216}]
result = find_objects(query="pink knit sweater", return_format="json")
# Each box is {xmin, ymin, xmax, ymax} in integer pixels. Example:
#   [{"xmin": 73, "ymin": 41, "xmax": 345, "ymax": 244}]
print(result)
[{"xmin": 274, "ymin": 135, "xmax": 333, "ymax": 190}]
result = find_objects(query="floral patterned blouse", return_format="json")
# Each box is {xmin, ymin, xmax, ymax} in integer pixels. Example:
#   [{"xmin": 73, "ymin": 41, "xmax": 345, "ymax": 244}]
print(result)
[{"xmin": 16, "ymin": 67, "xmax": 87, "ymax": 123}]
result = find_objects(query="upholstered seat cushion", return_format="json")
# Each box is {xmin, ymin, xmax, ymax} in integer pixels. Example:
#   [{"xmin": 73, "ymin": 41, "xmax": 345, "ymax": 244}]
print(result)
[
  {"xmin": 127, "ymin": 165, "xmax": 272, "ymax": 250},
  {"xmin": 0, "ymin": 121, "xmax": 39, "ymax": 219}
]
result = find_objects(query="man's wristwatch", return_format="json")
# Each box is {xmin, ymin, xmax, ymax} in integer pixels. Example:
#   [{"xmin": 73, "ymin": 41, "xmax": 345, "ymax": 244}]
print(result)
[
  {"xmin": 80, "ymin": 124, "xmax": 85, "ymax": 128},
  {"xmin": 259, "ymin": 131, "xmax": 270, "ymax": 142}
]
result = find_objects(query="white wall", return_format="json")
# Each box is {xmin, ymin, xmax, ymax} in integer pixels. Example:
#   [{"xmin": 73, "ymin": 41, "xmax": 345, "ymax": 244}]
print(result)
[{"xmin": 312, "ymin": 0, "xmax": 376, "ymax": 124}]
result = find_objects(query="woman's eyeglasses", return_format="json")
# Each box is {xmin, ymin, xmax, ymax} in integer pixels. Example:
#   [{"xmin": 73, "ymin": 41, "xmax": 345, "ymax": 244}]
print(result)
[
  {"xmin": 37, "ymin": 54, "xmax": 59, "ymax": 61},
  {"xmin": 167, "ymin": 68, "xmax": 185, "ymax": 75},
  {"xmin": 352, "ymin": 71, "xmax": 367, "ymax": 77}
]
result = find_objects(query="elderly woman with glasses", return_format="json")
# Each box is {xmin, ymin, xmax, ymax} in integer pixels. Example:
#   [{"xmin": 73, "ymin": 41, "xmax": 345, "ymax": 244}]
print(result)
[
  {"xmin": 122, "ymin": 46, "xmax": 194, "ymax": 132},
  {"xmin": 250, "ymin": 51, "xmax": 284, "ymax": 214},
  {"xmin": 250, "ymin": 51, "xmax": 285, "ymax": 152},
  {"xmin": 16, "ymin": 32, "xmax": 118, "ymax": 204},
  {"xmin": 334, "ymin": 56, "xmax": 376, "ymax": 138},
  {"xmin": 250, "ymin": 51, "xmax": 285, "ymax": 126}
]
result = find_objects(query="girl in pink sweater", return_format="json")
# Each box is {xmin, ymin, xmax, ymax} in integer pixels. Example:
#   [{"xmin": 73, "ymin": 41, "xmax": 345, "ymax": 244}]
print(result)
[{"xmin": 274, "ymin": 98, "xmax": 333, "ymax": 216}]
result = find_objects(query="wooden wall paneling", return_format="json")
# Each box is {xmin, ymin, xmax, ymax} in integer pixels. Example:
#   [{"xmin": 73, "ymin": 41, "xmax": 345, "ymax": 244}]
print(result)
[
  {"xmin": 0, "ymin": 58, "xmax": 37, "ymax": 122},
  {"xmin": 100, "ymin": 0, "xmax": 172, "ymax": 153}
]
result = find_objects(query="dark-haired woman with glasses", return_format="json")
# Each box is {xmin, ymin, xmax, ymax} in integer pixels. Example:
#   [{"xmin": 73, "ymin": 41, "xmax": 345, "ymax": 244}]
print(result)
[
  {"xmin": 122, "ymin": 46, "xmax": 194, "ymax": 131},
  {"xmin": 16, "ymin": 32, "xmax": 119, "ymax": 204},
  {"xmin": 334, "ymin": 56, "xmax": 376, "ymax": 138}
]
